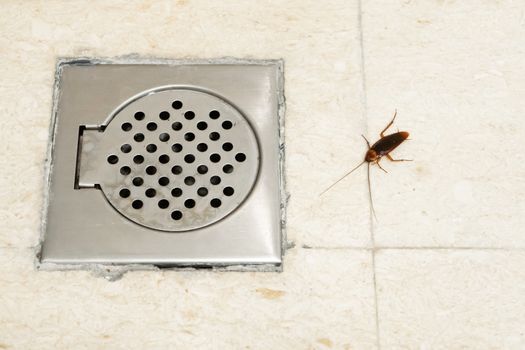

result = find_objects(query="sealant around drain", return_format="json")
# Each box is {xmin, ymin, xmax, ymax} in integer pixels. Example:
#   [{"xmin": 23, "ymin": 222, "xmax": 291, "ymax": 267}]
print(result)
[{"xmin": 77, "ymin": 87, "xmax": 260, "ymax": 232}]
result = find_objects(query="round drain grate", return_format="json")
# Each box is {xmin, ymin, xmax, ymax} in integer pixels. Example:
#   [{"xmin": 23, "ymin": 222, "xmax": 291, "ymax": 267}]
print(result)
[{"xmin": 97, "ymin": 87, "xmax": 259, "ymax": 231}]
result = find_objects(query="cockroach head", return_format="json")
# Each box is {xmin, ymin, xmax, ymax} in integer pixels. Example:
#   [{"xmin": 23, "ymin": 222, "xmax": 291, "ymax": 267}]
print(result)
[{"xmin": 365, "ymin": 149, "xmax": 378, "ymax": 162}]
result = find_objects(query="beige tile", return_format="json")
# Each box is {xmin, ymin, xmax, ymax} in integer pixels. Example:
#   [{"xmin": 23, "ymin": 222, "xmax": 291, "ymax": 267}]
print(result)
[
  {"xmin": 283, "ymin": 1, "xmax": 369, "ymax": 248},
  {"xmin": 375, "ymin": 249, "xmax": 525, "ymax": 349},
  {"xmin": 0, "ymin": 0, "xmax": 368, "ymax": 249},
  {"xmin": 0, "ymin": 247, "xmax": 376, "ymax": 349},
  {"xmin": 279, "ymin": 3, "xmax": 370, "ymax": 248},
  {"xmin": 0, "ymin": 89, "xmax": 48, "ymax": 249},
  {"xmin": 362, "ymin": 1, "xmax": 525, "ymax": 247}
]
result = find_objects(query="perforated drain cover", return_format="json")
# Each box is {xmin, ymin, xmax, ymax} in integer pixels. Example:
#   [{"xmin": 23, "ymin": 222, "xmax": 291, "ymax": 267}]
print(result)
[
  {"xmin": 79, "ymin": 87, "xmax": 259, "ymax": 231},
  {"xmin": 40, "ymin": 60, "xmax": 282, "ymax": 268}
]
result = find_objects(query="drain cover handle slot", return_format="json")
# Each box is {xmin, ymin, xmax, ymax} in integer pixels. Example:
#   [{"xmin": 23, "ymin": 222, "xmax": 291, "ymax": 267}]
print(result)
[{"xmin": 75, "ymin": 125, "xmax": 104, "ymax": 189}]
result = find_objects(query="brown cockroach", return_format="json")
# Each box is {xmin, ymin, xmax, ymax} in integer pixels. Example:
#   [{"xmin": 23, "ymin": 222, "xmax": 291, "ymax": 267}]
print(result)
[{"xmin": 321, "ymin": 111, "xmax": 411, "ymax": 218}]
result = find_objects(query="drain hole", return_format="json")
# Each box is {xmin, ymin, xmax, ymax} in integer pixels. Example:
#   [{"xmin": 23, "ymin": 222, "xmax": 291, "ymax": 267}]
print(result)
[
  {"xmin": 145, "ymin": 188, "xmax": 157, "ymax": 197},
  {"xmin": 172, "ymin": 122, "xmax": 183, "ymax": 131},
  {"xmin": 223, "ymin": 187, "xmax": 234, "ymax": 196},
  {"xmin": 171, "ymin": 188, "xmax": 183, "ymax": 197},
  {"xmin": 223, "ymin": 164, "xmax": 234, "ymax": 174},
  {"xmin": 158, "ymin": 199, "xmax": 170, "ymax": 209},
  {"xmin": 171, "ymin": 210, "xmax": 183, "ymax": 220},
  {"xmin": 146, "ymin": 166, "xmax": 157, "ymax": 175},
  {"xmin": 184, "ymin": 111, "xmax": 195, "ymax": 120},
  {"xmin": 159, "ymin": 133, "xmax": 170, "ymax": 142},
  {"xmin": 133, "ymin": 177, "xmax": 144, "ymax": 186},
  {"xmin": 184, "ymin": 199, "xmax": 196, "ymax": 208},
  {"xmin": 197, "ymin": 187, "xmax": 208, "ymax": 197},
  {"xmin": 159, "ymin": 154, "xmax": 170, "ymax": 164},
  {"xmin": 120, "ymin": 166, "xmax": 131, "ymax": 175},
  {"xmin": 210, "ymin": 198, "xmax": 222, "ymax": 208},
  {"xmin": 184, "ymin": 176, "xmax": 195, "ymax": 186},
  {"xmin": 209, "ymin": 132, "xmax": 220, "ymax": 141},
  {"xmin": 172, "ymin": 100, "xmax": 183, "ymax": 110},
  {"xmin": 210, "ymin": 176, "xmax": 221, "ymax": 185},
  {"xmin": 222, "ymin": 121, "xmax": 233, "ymax": 130},
  {"xmin": 197, "ymin": 165, "xmax": 208, "ymax": 174},
  {"xmin": 172, "ymin": 143, "xmax": 183, "ymax": 152},
  {"xmin": 134, "ymin": 133, "xmax": 145, "ymax": 142},
  {"xmin": 235, "ymin": 153, "xmax": 246, "ymax": 162},
  {"xmin": 171, "ymin": 165, "xmax": 183, "ymax": 175},
  {"xmin": 121, "ymin": 144, "xmax": 132, "ymax": 153},
  {"xmin": 184, "ymin": 154, "xmax": 195, "ymax": 163},
  {"xmin": 132, "ymin": 200, "xmax": 143, "ymax": 209},
  {"xmin": 159, "ymin": 111, "xmax": 170, "ymax": 120},
  {"xmin": 197, "ymin": 143, "xmax": 208, "ymax": 152},
  {"xmin": 133, "ymin": 155, "xmax": 144, "ymax": 164},
  {"xmin": 197, "ymin": 121, "xmax": 208, "ymax": 130},
  {"xmin": 209, "ymin": 110, "xmax": 220, "ymax": 119},
  {"xmin": 210, "ymin": 153, "xmax": 221, "ymax": 163},
  {"xmin": 146, "ymin": 144, "xmax": 157, "ymax": 153},
  {"xmin": 159, "ymin": 177, "xmax": 170, "ymax": 186},
  {"xmin": 184, "ymin": 132, "xmax": 195, "ymax": 141},
  {"xmin": 107, "ymin": 155, "xmax": 119, "ymax": 164},
  {"xmin": 119, "ymin": 188, "xmax": 131, "ymax": 198},
  {"xmin": 222, "ymin": 142, "xmax": 233, "ymax": 151},
  {"xmin": 147, "ymin": 122, "xmax": 157, "ymax": 131},
  {"xmin": 121, "ymin": 122, "xmax": 132, "ymax": 131},
  {"xmin": 134, "ymin": 112, "xmax": 145, "ymax": 120}
]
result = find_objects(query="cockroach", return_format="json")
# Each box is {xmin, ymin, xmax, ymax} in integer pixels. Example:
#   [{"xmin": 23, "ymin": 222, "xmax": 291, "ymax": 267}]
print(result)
[{"xmin": 321, "ymin": 111, "xmax": 411, "ymax": 218}]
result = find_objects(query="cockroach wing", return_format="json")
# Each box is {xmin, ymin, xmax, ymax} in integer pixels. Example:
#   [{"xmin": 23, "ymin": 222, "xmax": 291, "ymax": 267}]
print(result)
[{"xmin": 371, "ymin": 132, "xmax": 409, "ymax": 157}]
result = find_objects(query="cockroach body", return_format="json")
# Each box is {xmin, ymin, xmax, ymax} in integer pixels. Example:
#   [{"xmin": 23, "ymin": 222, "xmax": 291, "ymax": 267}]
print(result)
[{"xmin": 322, "ymin": 111, "xmax": 411, "ymax": 218}]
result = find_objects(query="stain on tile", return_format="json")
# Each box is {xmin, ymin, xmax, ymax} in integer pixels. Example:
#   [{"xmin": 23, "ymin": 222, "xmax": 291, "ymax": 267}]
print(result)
[
  {"xmin": 255, "ymin": 288, "xmax": 286, "ymax": 300},
  {"xmin": 182, "ymin": 309, "xmax": 198, "ymax": 321},
  {"xmin": 415, "ymin": 165, "xmax": 428, "ymax": 176},
  {"xmin": 316, "ymin": 338, "xmax": 333, "ymax": 347}
]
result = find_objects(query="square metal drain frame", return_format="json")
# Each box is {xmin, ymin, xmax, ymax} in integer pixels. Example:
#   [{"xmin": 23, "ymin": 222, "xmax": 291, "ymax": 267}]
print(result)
[{"xmin": 38, "ymin": 57, "xmax": 286, "ymax": 272}]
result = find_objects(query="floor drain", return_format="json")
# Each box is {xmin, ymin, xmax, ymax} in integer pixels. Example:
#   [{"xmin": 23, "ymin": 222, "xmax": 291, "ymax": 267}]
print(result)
[
  {"xmin": 81, "ymin": 87, "xmax": 259, "ymax": 231},
  {"xmin": 40, "ymin": 59, "xmax": 283, "ymax": 268}
]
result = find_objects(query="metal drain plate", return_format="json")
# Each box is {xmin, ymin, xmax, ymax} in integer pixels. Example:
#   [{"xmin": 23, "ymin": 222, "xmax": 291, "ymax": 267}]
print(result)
[
  {"xmin": 78, "ymin": 87, "xmax": 259, "ymax": 231},
  {"xmin": 39, "ymin": 59, "xmax": 284, "ymax": 269}
]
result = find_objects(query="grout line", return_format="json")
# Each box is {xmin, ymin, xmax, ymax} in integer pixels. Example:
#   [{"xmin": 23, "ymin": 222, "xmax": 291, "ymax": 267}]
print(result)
[
  {"xmin": 375, "ymin": 246, "xmax": 525, "ymax": 251},
  {"xmin": 357, "ymin": 1, "xmax": 368, "ymax": 121},
  {"xmin": 299, "ymin": 245, "xmax": 525, "ymax": 252},
  {"xmin": 301, "ymin": 246, "xmax": 371, "ymax": 250},
  {"xmin": 3, "ymin": 245, "xmax": 525, "ymax": 251},
  {"xmin": 299, "ymin": 246, "xmax": 525, "ymax": 251},
  {"xmin": 356, "ymin": 0, "xmax": 381, "ymax": 349},
  {"xmin": 371, "ymin": 248, "xmax": 381, "ymax": 350}
]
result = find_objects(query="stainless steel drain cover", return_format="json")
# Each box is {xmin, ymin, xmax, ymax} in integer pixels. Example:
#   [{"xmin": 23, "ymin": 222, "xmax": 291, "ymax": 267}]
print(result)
[
  {"xmin": 79, "ymin": 87, "xmax": 259, "ymax": 231},
  {"xmin": 39, "ymin": 59, "xmax": 283, "ymax": 269}
]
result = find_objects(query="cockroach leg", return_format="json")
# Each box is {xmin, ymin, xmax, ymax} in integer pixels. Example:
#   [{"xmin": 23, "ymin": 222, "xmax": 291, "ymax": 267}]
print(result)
[
  {"xmin": 376, "ymin": 160, "xmax": 388, "ymax": 173},
  {"xmin": 380, "ymin": 109, "xmax": 397, "ymax": 138},
  {"xmin": 386, "ymin": 154, "xmax": 413, "ymax": 162}
]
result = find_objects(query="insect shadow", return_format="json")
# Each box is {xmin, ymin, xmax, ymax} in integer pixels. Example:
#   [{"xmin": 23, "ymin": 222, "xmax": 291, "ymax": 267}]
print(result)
[{"xmin": 321, "ymin": 110, "xmax": 412, "ymax": 219}]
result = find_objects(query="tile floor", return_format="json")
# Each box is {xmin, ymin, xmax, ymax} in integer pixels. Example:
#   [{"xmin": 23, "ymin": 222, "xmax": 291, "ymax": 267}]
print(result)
[{"xmin": 1, "ymin": 0, "xmax": 524, "ymax": 349}]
